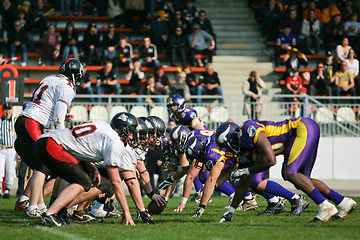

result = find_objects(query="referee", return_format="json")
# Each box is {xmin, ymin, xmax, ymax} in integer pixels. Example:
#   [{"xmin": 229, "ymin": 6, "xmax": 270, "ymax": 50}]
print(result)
[{"xmin": 0, "ymin": 103, "xmax": 17, "ymax": 198}]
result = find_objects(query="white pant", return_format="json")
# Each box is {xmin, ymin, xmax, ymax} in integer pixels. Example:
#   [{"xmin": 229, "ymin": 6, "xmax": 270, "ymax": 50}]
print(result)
[{"xmin": 0, "ymin": 148, "xmax": 17, "ymax": 189}]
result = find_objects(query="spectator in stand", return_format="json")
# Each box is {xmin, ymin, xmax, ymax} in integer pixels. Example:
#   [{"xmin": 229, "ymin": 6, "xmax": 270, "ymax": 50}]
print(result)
[
  {"xmin": 283, "ymin": 48, "xmax": 308, "ymax": 79},
  {"xmin": 139, "ymin": 74, "xmax": 164, "ymax": 104},
  {"xmin": 193, "ymin": 10, "xmax": 216, "ymax": 46},
  {"xmin": 302, "ymin": 1, "xmax": 322, "ymax": 22},
  {"xmin": 124, "ymin": 59, "xmax": 144, "ymax": 95},
  {"xmin": 321, "ymin": 1, "xmax": 341, "ymax": 24},
  {"xmin": 169, "ymin": 71, "xmax": 191, "ymax": 102},
  {"xmin": 40, "ymin": 23, "xmax": 60, "ymax": 65},
  {"xmin": 182, "ymin": 0, "xmax": 198, "ymax": 26},
  {"xmin": 333, "ymin": 61, "xmax": 356, "ymax": 103},
  {"xmin": 0, "ymin": 16, "xmax": 8, "ymax": 59},
  {"xmin": 102, "ymin": 23, "xmax": 120, "ymax": 61},
  {"xmin": 150, "ymin": 10, "xmax": 169, "ymax": 48},
  {"xmin": 154, "ymin": 65, "xmax": 169, "ymax": 94},
  {"xmin": 242, "ymin": 71, "xmax": 266, "ymax": 119},
  {"xmin": 30, "ymin": 0, "xmax": 50, "ymax": 38},
  {"xmin": 124, "ymin": 0, "xmax": 146, "ymax": 32},
  {"xmin": 324, "ymin": 14, "xmax": 344, "ymax": 53},
  {"xmin": 82, "ymin": 22, "xmax": 102, "ymax": 65},
  {"xmin": 280, "ymin": 9, "xmax": 301, "ymax": 44},
  {"xmin": 262, "ymin": 0, "xmax": 283, "ymax": 41},
  {"xmin": 169, "ymin": 10, "xmax": 189, "ymax": 34},
  {"xmin": 61, "ymin": 21, "xmax": 79, "ymax": 62},
  {"xmin": 345, "ymin": 48, "xmax": 360, "ymax": 95},
  {"xmin": 309, "ymin": 62, "xmax": 333, "ymax": 101},
  {"xmin": 73, "ymin": 0, "xmax": 83, "ymax": 16},
  {"xmin": 183, "ymin": 64, "xmax": 198, "ymax": 97},
  {"xmin": 197, "ymin": 64, "xmax": 223, "ymax": 103},
  {"xmin": 59, "ymin": 0, "xmax": 71, "ymax": 15},
  {"xmin": 96, "ymin": 59, "xmax": 121, "ymax": 102},
  {"xmin": 16, "ymin": 9, "xmax": 34, "ymax": 52},
  {"xmin": 9, "ymin": 20, "xmax": 28, "ymax": 66},
  {"xmin": 138, "ymin": 36, "xmax": 160, "ymax": 67},
  {"xmin": 0, "ymin": 0, "xmax": 16, "ymax": 30},
  {"xmin": 344, "ymin": 13, "xmax": 360, "ymax": 56},
  {"xmin": 336, "ymin": 36, "xmax": 352, "ymax": 62},
  {"xmin": 301, "ymin": 9, "xmax": 321, "ymax": 54},
  {"xmin": 114, "ymin": 37, "xmax": 133, "ymax": 72},
  {"xmin": 188, "ymin": 24, "xmax": 215, "ymax": 67},
  {"xmin": 107, "ymin": 0, "xmax": 125, "ymax": 28},
  {"xmin": 340, "ymin": 0, "xmax": 359, "ymax": 22},
  {"xmin": 324, "ymin": 50, "xmax": 338, "ymax": 78},
  {"xmin": 168, "ymin": 27, "xmax": 187, "ymax": 66},
  {"xmin": 163, "ymin": 0, "xmax": 175, "ymax": 19},
  {"xmin": 275, "ymin": 24, "xmax": 297, "ymax": 67},
  {"xmin": 284, "ymin": 68, "xmax": 303, "ymax": 102},
  {"xmin": 76, "ymin": 62, "xmax": 95, "ymax": 102}
]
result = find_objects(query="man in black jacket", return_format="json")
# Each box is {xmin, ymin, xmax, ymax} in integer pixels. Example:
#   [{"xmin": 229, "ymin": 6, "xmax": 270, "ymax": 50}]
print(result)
[{"xmin": 168, "ymin": 27, "xmax": 187, "ymax": 66}]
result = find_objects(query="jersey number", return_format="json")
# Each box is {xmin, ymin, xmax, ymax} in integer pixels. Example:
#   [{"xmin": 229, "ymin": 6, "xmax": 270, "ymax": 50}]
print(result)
[
  {"xmin": 71, "ymin": 123, "xmax": 97, "ymax": 138},
  {"xmin": 30, "ymin": 83, "xmax": 48, "ymax": 105},
  {"xmin": 199, "ymin": 130, "xmax": 214, "ymax": 137}
]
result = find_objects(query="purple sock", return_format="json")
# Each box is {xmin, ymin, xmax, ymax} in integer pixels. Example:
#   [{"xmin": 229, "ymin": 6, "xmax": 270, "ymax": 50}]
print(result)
[
  {"xmin": 265, "ymin": 180, "xmax": 296, "ymax": 200},
  {"xmin": 254, "ymin": 189, "xmax": 275, "ymax": 200},
  {"xmin": 326, "ymin": 189, "xmax": 344, "ymax": 205},
  {"xmin": 245, "ymin": 191, "xmax": 251, "ymax": 197},
  {"xmin": 308, "ymin": 188, "xmax": 326, "ymax": 205},
  {"xmin": 215, "ymin": 181, "xmax": 235, "ymax": 196},
  {"xmin": 193, "ymin": 174, "xmax": 203, "ymax": 193}
]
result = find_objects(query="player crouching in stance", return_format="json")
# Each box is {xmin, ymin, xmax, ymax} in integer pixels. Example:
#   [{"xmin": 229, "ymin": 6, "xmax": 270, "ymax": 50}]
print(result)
[
  {"xmin": 216, "ymin": 118, "xmax": 357, "ymax": 223},
  {"xmin": 34, "ymin": 112, "xmax": 139, "ymax": 226}
]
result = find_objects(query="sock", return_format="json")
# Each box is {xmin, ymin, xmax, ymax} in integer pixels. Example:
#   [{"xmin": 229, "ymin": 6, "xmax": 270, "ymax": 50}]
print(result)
[
  {"xmin": 28, "ymin": 205, "xmax": 37, "ymax": 212},
  {"xmin": 37, "ymin": 203, "xmax": 46, "ymax": 210},
  {"xmin": 165, "ymin": 197, "xmax": 169, "ymax": 202},
  {"xmin": 229, "ymin": 193, "xmax": 235, "ymax": 198},
  {"xmin": 265, "ymin": 180, "xmax": 296, "ymax": 200},
  {"xmin": 193, "ymin": 175, "xmax": 203, "ymax": 193},
  {"xmin": 326, "ymin": 189, "xmax": 345, "ymax": 205},
  {"xmin": 268, "ymin": 196, "xmax": 280, "ymax": 204},
  {"xmin": 215, "ymin": 182, "xmax": 235, "ymax": 196},
  {"xmin": 253, "ymin": 189, "xmax": 276, "ymax": 200},
  {"xmin": 20, "ymin": 195, "xmax": 29, "ymax": 202},
  {"xmin": 308, "ymin": 188, "xmax": 326, "ymax": 205},
  {"xmin": 229, "ymin": 206, "xmax": 236, "ymax": 214},
  {"xmin": 291, "ymin": 194, "xmax": 300, "ymax": 199}
]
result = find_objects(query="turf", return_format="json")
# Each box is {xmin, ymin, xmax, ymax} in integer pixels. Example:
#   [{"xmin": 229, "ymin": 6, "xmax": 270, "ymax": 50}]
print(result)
[{"xmin": 0, "ymin": 195, "xmax": 359, "ymax": 240}]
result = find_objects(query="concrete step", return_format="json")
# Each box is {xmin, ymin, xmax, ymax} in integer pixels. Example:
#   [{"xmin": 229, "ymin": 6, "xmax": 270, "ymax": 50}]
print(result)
[
  {"xmin": 196, "ymin": 1, "xmax": 247, "ymax": 8},
  {"xmin": 209, "ymin": 19, "xmax": 255, "ymax": 25},
  {"xmin": 210, "ymin": 14, "xmax": 255, "ymax": 20},
  {"xmin": 213, "ymin": 55, "xmax": 270, "ymax": 63},
  {"xmin": 203, "ymin": 8, "xmax": 250, "ymax": 14},
  {"xmin": 216, "ymin": 49, "xmax": 267, "ymax": 56},
  {"xmin": 213, "ymin": 24, "xmax": 258, "ymax": 31},
  {"xmin": 215, "ymin": 31, "xmax": 261, "ymax": 38},
  {"xmin": 219, "ymin": 43, "xmax": 266, "ymax": 50},
  {"xmin": 216, "ymin": 36, "xmax": 264, "ymax": 43}
]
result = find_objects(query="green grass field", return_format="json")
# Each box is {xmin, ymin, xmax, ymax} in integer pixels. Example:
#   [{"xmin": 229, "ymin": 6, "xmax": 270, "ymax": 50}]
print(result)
[{"xmin": 0, "ymin": 195, "xmax": 359, "ymax": 240}]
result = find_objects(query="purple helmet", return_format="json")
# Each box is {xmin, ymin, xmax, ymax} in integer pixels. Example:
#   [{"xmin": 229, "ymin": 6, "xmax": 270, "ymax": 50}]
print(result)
[
  {"xmin": 185, "ymin": 135, "xmax": 208, "ymax": 167},
  {"xmin": 169, "ymin": 125, "xmax": 190, "ymax": 157},
  {"xmin": 167, "ymin": 94, "xmax": 186, "ymax": 117},
  {"xmin": 155, "ymin": 132, "xmax": 170, "ymax": 155},
  {"xmin": 214, "ymin": 122, "xmax": 241, "ymax": 155}
]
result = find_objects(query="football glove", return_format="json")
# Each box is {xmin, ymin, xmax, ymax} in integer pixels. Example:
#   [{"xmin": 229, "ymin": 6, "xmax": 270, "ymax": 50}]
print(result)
[
  {"xmin": 192, "ymin": 205, "xmax": 205, "ymax": 217},
  {"xmin": 159, "ymin": 175, "xmax": 174, "ymax": 190},
  {"xmin": 140, "ymin": 210, "xmax": 155, "ymax": 224},
  {"xmin": 230, "ymin": 168, "xmax": 250, "ymax": 182},
  {"xmin": 219, "ymin": 211, "xmax": 234, "ymax": 223}
]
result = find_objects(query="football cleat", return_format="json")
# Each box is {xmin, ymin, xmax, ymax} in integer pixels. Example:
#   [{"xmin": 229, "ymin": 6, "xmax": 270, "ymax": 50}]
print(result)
[
  {"xmin": 224, "ymin": 195, "xmax": 234, "ymax": 209},
  {"xmin": 40, "ymin": 213, "xmax": 62, "ymax": 227},
  {"xmin": 258, "ymin": 198, "xmax": 287, "ymax": 215},
  {"xmin": 192, "ymin": 205, "xmax": 205, "ymax": 217},
  {"xmin": 237, "ymin": 198, "xmax": 258, "ymax": 211},
  {"xmin": 14, "ymin": 198, "xmax": 29, "ymax": 211},
  {"xmin": 311, "ymin": 201, "xmax": 338, "ymax": 223},
  {"xmin": 335, "ymin": 197, "xmax": 357, "ymax": 220},
  {"xmin": 57, "ymin": 208, "xmax": 71, "ymax": 225},
  {"xmin": 219, "ymin": 211, "xmax": 234, "ymax": 223},
  {"xmin": 189, "ymin": 192, "xmax": 201, "ymax": 203},
  {"xmin": 289, "ymin": 196, "xmax": 310, "ymax": 216},
  {"xmin": 72, "ymin": 210, "xmax": 96, "ymax": 223},
  {"xmin": 3, "ymin": 189, "xmax": 10, "ymax": 199},
  {"xmin": 26, "ymin": 209, "xmax": 41, "ymax": 218},
  {"xmin": 140, "ymin": 210, "xmax": 155, "ymax": 224}
]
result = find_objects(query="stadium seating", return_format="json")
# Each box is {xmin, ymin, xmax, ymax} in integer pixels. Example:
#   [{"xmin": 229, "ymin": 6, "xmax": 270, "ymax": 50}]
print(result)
[
  {"xmin": 149, "ymin": 106, "xmax": 169, "ymax": 123},
  {"xmin": 336, "ymin": 107, "xmax": 356, "ymax": 123},
  {"xmin": 315, "ymin": 107, "xmax": 334, "ymax": 123},
  {"xmin": 110, "ymin": 105, "xmax": 128, "ymax": 119},
  {"xmin": 130, "ymin": 106, "xmax": 148, "ymax": 117},
  {"xmin": 89, "ymin": 106, "xmax": 109, "ymax": 121},
  {"xmin": 209, "ymin": 106, "xmax": 229, "ymax": 123},
  {"xmin": 69, "ymin": 105, "xmax": 89, "ymax": 122},
  {"xmin": 193, "ymin": 106, "xmax": 209, "ymax": 123}
]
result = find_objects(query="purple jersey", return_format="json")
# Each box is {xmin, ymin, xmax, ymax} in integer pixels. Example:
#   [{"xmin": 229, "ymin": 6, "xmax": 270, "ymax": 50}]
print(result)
[
  {"xmin": 174, "ymin": 107, "xmax": 209, "ymax": 130},
  {"xmin": 203, "ymin": 135, "xmax": 237, "ymax": 170}
]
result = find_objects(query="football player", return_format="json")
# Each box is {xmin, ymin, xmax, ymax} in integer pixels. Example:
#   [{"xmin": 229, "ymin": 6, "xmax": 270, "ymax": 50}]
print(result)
[
  {"xmin": 14, "ymin": 58, "xmax": 82, "ymax": 217},
  {"xmin": 34, "ymin": 112, "xmax": 138, "ymax": 226},
  {"xmin": 216, "ymin": 118, "xmax": 357, "ymax": 223}
]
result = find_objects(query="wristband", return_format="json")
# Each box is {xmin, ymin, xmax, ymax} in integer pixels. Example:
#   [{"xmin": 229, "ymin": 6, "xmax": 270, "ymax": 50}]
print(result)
[
  {"xmin": 147, "ymin": 191, "xmax": 155, "ymax": 198},
  {"xmin": 181, "ymin": 197, "xmax": 188, "ymax": 204},
  {"xmin": 177, "ymin": 166, "xmax": 183, "ymax": 172},
  {"xmin": 243, "ymin": 168, "xmax": 250, "ymax": 175}
]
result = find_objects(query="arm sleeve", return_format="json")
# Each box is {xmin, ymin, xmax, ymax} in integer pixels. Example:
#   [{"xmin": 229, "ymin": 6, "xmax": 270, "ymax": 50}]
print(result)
[{"xmin": 53, "ymin": 101, "xmax": 68, "ymax": 129}]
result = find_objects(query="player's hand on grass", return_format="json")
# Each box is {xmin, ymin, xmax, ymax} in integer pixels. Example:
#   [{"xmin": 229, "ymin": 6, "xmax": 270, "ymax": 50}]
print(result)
[
  {"xmin": 120, "ymin": 210, "xmax": 135, "ymax": 226},
  {"xmin": 174, "ymin": 203, "xmax": 186, "ymax": 212},
  {"xmin": 151, "ymin": 194, "xmax": 167, "ymax": 206}
]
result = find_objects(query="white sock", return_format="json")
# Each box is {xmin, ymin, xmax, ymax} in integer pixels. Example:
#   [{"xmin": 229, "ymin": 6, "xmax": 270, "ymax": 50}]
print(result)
[
  {"xmin": 28, "ymin": 205, "xmax": 38, "ymax": 212},
  {"xmin": 268, "ymin": 196, "xmax": 279, "ymax": 203},
  {"xmin": 291, "ymin": 194, "xmax": 300, "ymax": 199},
  {"xmin": 229, "ymin": 193, "xmax": 235, "ymax": 199},
  {"xmin": 93, "ymin": 201, "xmax": 104, "ymax": 211},
  {"xmin": 244, "ymin": 195, "xmax": 253, "ymax": 200},
  {"xmin": 37, "ymin": 203, "xmax": 46, "ymax": 210},
  {"xmin": 229, "ymin": 206, "xmax": 236, "ymax": 214},
  {"xmin": 20, "ymin": 195, "xmax": 29, "ymax": 202}
]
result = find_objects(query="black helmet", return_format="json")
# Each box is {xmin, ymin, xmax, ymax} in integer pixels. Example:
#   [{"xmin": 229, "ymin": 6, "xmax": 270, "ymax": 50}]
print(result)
[
  {"xmin": 148, "ymin": 116, "xmax": 166, "ymax": 137},
  {"xmin": 110, "ymin": 112, "xmax": 138, "ymax": 146},
  {"xmin": 135, "ymin": 117, "xmax": 148, "ymax": 150},
  {"xmin": 139, "ymin": 116, "xmax": 157, "ymax": 148},
  {"xmin": 59, "ymin": 58, "xmax": 84, "ymax": 86}
]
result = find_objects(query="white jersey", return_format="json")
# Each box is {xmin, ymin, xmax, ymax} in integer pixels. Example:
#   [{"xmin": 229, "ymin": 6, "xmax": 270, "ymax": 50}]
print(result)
[
  {"xmin": 135, "ymin": 148, "xmax": 147, "ymax": 161},
  {"xmin": 21, "ymin": 74, "xmax": 76, "ymax": 128},
  {"xmin": 39, "ymin": 120, "xmax": 125, "ymax": 167}
]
